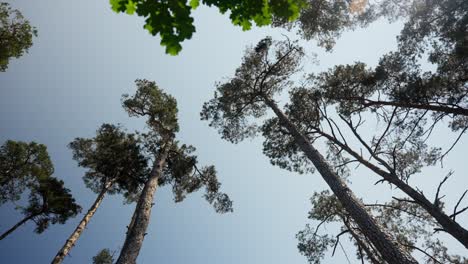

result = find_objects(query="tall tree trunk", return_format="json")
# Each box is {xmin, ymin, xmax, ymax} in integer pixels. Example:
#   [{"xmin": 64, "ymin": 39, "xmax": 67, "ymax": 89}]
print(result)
[
  {"xmin": 116, "ymin": 147, "xmax": 169, "ymax": 264},
  {"xmin": 316, "ymin": 129, "xmax": 468, "ymax": 248},
  {"xmin": 263, "ymin": 96, "xmax": 418, "ymax": 264},
  {"xmin": 51, "ymin": 180, "xmax": 114, "ymax": 264},
  {"xmin": 0, "ymin": 213, "xmax": 37, "ymax": 240}
]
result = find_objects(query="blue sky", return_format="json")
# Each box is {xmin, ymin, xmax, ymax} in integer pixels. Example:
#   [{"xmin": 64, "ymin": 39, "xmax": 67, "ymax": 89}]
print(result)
[{"xmin": 0, "ymin": 1, "xmax": 467, "ymax": 263}]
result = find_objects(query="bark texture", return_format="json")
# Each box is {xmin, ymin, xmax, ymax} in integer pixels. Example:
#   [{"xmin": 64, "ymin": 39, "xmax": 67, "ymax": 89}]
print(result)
[
  {"xmin": 263, "ymin": 96, "xmax": 418, "ymax": 264},
  {"xmin": 51, "ymin": 181, "xmax": 114, "ymax": 264},
  {"xmin": 116, "ymin": 147, "xmax": 169, "ymax": 264}
]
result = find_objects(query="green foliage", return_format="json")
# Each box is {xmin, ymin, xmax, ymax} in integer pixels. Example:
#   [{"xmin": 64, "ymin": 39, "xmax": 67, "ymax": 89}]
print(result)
[
  {"xmin": 125, "ymin": 79, "xmax": 233, "ymax": 213},
  {"xmin": 0, "ymin": 140, "xmax": 81, "ymax": 234},
  {"xmin": 161, "ymin": 143, "xmax": 233, "ymax": 213},
  {"xmin": 0, "ymin": 140, "xmax": 53, "ymax": 204},
  {"xmin": 296, "ymin": 226, "xmax": 335, "ymax": 264},
  {"xmin": 309, "ymin": 0, "xmax": 468, "ymax": 133},
  {"xmin": 298, "ymin": 191, "xmax": 468, "ymax": 263},
  {"xmin": 69, "ymin": 123, "xmax": 149, "ymax": 203},
  {"xmin": 273, "ymin": 0, "xmax": 413, "ymax": 50},
  {"xmin": 109, "ymin": 0, "xmax": 306, "ymax": 54},
  {"xmin": 23, "ymin": 176, "xmax": 81, "ymax": 233},
  {"xmin": 0, "ymin": 2, "xmax": 37, "ymax": 71},
  {"xmin": 201, "ymin": 38, "xmax": 315, "ymax": 172},
  {"xmin": 201, "ymin": 37, "xmax": 303, "ymax": 143},
  {"xmin": 261, "ymin": 117, "xmax": 313, "ymax": 174},
  {"xmin": 92, "ymin": 248, "xmax": 114, "ymax": 264},
  {"xmin": 122, "ymin": 79, "xmax": 179, "ymax": 136}
]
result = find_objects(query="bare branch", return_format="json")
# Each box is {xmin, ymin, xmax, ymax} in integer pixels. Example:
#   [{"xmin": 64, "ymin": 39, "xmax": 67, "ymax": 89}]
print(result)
[
  {"xmin": 434, "ymin": 172, "xmax": 451, "ymax": 207},
  {"xmin": 451, "ymin": 190, "xmax": 468, "ymax": 221}
]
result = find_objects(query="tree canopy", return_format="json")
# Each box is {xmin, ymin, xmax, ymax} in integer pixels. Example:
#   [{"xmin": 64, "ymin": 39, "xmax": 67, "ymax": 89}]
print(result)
[
  {"xmin": 0, "ymin": 140, "xmax": 53, "ymax": 205},
  {"xmin": 69, "ymin": 123, "xmax": 150, "ymax": 202},
  {"xmin": 298, "ymin": 191, "xmax": 468, "ymax": 264},
  {"xmin": 109, "ymin": 0, "xmax": 306, "ymax": 55},
  {"xmin": 202, "ymin": 37, "xmax": 419, "ymax": 263},
  {"xmin": 92, "ymin": 248, "xmax": 114, "ymax": 264},
  {"xmin": 116, "ymin": 80, "xmax": 232, "ymax": 263},
  {"xmin": 0, "ymin": 2, "xmax": 37, "ymax": 71},
  {"xmin": 122, "ymin": 79, "xmax": 233, "ymax": 212},
  {"xmin": 0, "ymin": 140, "xmax": 81, "ymax": 240}
]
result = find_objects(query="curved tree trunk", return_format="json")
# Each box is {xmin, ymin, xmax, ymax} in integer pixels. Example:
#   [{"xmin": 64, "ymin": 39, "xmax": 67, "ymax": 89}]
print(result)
[
  {"xmin": 116, "ymin": 147, "xmax": 169, "ymax": 264},
  {"xmin": 0, "ymin": 213, "xmax": 37, "ymax": 240},
  {"xmin": 51, "ymin": 180, "xmax": 114, "ymax": 264},
  {"xmin": 263, "ymin": 96, "xmax": 418, "ymax": 264},
  {"xmin": 315, "ymin": 129, "xmax": 468, "ymax": 248}
]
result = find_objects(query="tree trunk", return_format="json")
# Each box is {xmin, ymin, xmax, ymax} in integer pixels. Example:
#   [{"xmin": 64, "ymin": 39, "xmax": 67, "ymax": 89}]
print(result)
[
  {"xmin": 51, "ymin": 180, "xmax": 114, "ymax": 264},
  {"xmin": 116, "ymin": 147, "xmax": 169, "ymax": 264},
  {"xmin": 0, "ymin": 213, "xmax": 37, "ymax": 240},
  {"xmin": 263, "ymin": 96, "xmax": 418, "ymax": 264},
  {"xmin": 316, "ymin": 130, "xmax": 468, "ymax": 249}
]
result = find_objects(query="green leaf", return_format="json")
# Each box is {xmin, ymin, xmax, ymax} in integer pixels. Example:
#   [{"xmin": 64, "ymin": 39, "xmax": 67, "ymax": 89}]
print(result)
[
  {"xmin": 189, "ymin": 0, "xmax": 200, "ymax": 9},
  {"xmin": 109, "ymin": 0, "xmax": 123, "ymax": 12},
  {"xmin": 165, "ymin": 43, "xmax": 182, "ymax": 55},
  {"xmin": 125, "ymin": 0, "xmax": 137, "ymax": 14}
]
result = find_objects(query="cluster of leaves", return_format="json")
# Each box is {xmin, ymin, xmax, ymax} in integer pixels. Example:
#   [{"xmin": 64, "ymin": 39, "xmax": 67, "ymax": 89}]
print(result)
[
  {"xmin": 122, "ymin": 79, "xmax": 179, "ymax": 136},
  {"xmin": 201, "ymin": 37, "xmax": 304, "ymax": 143},
  {"xmin": 160, "ymin": 143, "xmax": 232, "ymax": 213},
  {"xmin": 92, "ymin": 248, "xmax": 114, "ymax": 264},
  {"xmin": 68, "ymin": 123, "xmax": 150, "ymax": 203},
  {"xmin": 273, "ymin": 0, "xmax": 415, "ymax": 50},
  {"xmin": 0, "ymin": 2, "xmax": 37, "ymax": 71},
  {"xmin": 0, "ymin": 141, "xmax": 53, "ymax": 204},
  {"xmin": 109, "ymin": 0, "xmax": 306, "ymax": 54},
  {"xmin": 309, "ymin": 0, "xmax": 468, "ymax": 134},
  {"xmin": 0, "ymin": 140, "xmax": 81, "ymax": 234},
  {"xmin": 23, "ymin": 176, "xmax": 81, "ymax": 234}
]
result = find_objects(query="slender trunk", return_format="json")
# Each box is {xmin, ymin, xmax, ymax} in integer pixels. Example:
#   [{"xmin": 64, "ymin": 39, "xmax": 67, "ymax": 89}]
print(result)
[
  {"xmin": 0, "ymin": 213, "xmax": 37, "ymax": 240},
  {"xmin": 263, "ymin": 96, "xmax": 418, "ymax": 264},
  {"xmin": 316, "ymin": 130, "xmax": 468, "ymax": 248},
  {"xmin": 116, "ymin": 147, "xmax": 169, "ymax": 264},
  {"xmin": 51, "ymin": 180, "xmax": 114, "ymax": 264}
]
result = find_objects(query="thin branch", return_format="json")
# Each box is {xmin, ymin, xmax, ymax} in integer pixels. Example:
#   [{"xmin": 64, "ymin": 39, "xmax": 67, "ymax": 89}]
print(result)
[
  {"xmin": 434, "ymin": 173, "xmax": 451, "ymax": 207},
  {"xmin": 332, "ymin": 229, "xmax": 350, "ymax": 256},
  {"xmin": 451, "ymin": 190, "xmax": 468, "ymax": 221},
  {"xmin": 440, "ymin": 125, "xmax": 468, "ymax": 162},
  {"xmin": 373, "ymin": 106, "xmax": 398, "ymax": 153},
  {"xmin": 399, "ymin": 243, "xmax": 443, "ymax": 264}
]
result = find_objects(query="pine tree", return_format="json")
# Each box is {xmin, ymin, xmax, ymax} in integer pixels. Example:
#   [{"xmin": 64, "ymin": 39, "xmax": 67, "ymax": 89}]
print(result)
[
  {"xmin": 92, "ymin": 248, "xmax": 114, "ymax": 264},
  {"xmin": 201, "ymin": 38, "xmax": 416, "ymax": 263},
  {"xmin": 299, "ymin": 0, "xmax": 468, "ymax": 248},
  {"xmin": 0, "ymin": 2, "xmax": 37, "ymax": 71},
  {"xmin": 297, "ymin": 191, "xmax": 468, "ymax": 263},
  {"xmin": 0, "ymin": 141, "xmax": 80, "ymax": 240},
  {"xmin": 116, "ymin": 80, "xmax": 232, "ymax": 264},
  {"xmin": 51, "ymin": 124, "xmax": 149, "ymax": 263}
]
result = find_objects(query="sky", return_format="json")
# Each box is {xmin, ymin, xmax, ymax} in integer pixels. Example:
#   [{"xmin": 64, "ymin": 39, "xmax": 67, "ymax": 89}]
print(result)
[{"xmin": 0, "ymin": 1, "xmax": 467, "ymax": 263}]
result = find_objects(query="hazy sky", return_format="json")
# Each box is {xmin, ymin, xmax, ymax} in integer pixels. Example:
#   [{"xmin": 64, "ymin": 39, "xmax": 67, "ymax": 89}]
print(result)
[{"xmin": 0, "ymin": 1, "xmax": 466, "ymax": 263}]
